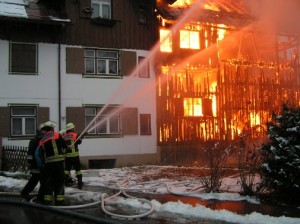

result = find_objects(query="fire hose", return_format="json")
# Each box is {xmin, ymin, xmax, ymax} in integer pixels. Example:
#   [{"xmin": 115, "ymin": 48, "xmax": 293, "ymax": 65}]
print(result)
[
  {"xmin": 0, "ymin": 177, "xmax": 204, "ymax": 220},
  {"xmin": 24, "ymin": 178, "xmax": 155, "ymax": 219}
]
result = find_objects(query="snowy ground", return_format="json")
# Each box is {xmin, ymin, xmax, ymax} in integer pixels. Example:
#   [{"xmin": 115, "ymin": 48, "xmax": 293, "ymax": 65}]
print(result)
[{"xmin": 0, "ymin": 165, "xmax": 300, "ymax": 224}]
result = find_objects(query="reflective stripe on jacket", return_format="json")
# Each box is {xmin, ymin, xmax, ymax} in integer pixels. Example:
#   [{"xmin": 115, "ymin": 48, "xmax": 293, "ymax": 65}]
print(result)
[
  {"xmin": 39, "ymin": 131, "xmax": 65, "ymax": 163},
  {"xmin": 63, "ymin": 131, "xmax": 80, "ymax": 157}
]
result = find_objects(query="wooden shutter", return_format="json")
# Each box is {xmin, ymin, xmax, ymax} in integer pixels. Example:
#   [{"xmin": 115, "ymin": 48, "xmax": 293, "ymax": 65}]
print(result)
[
  {"xmin": 121, "ymin": 107, "xmax": 138, "ymax": 135},
  {"xmin": 37, "ymin": 107, "xmax": 49, "ymax": 124},
  {"xmin": 120, "ymin": 50, "xmax": 137, "ymax": 76},
  {"xmin": 0, "ymin": 107, "xmax": 10, "ymax": 137},
  {"xmin": 66, "ymin": 107, "xmax": 85, "ymax": 133},
  {"xmin": 66, "ymin": 47, "xmax": 84, "ymax": 74},
  {"xmin": 79, "ymin": 0, "xmax": 92, "ymax": 18}
]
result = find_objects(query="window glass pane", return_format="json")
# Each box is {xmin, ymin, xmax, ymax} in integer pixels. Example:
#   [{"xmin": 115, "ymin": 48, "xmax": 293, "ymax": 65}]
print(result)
[
  {"xmin": 109, "ymin": 60, "xmax": 117, "ymax": 74},
  {"xmin": 85, "ymin": 50, "xmax": 95, "ymax": 57},
  {"xmin": 97, "ymin": 50, "xmax": 118, "ymax": 59},
  {"xmin": 110, "ymin": 117, "xmax": 119, "ymax": 133},
  {"xmin": 92, "ymin": 3, "xmax": 100, "ymax": 18},
  {"xmin": 140, "ymin": 114, "xmax": 151, "ymax": 135},
  {"xmin": 180, "ymin": 30, "xmax": 190, "ymax": 49},
  {"xmin": 12, "ymin": 118, "xmax": 22, "ymax": 135},
  {"xmin": 85, "ymin": 117, "xmax": 96, "ymax": 134},
  {"xmin": 12, "ymin": 107, "xmax": 35, "ymax": 116},
  {"xmin": 97, "ymin": 60, "xmax": 106, "ymax": 73},
  {"xmin": 102, "ymin": 5, "xmax": 110, "ymax": 18},
  {"xmin": 138, "ymin": 7, "xmax": 146, "ymax": 24},
  {"xmin": 190, "ymin": 31, "xmax": 200, "ymax": 49},
  {"xmin": 138, "ymin": 56, "xmax": 149, "ymax": 78},
  {"xmin": 85, "ymin": 59, "xmax": 95, "ymax": 74},
  {"xmin": 85, "ymin": 108, "xmax": 96, "ymax": 116},
  {"xmin": 97, "ymin": 118, "xmax": 107, "ymax": 133},
  {"xmin": 160, "ymin": 29, "xmax": 172, "ymax": 52},
  {"xmin": 25, "ymin": 118, "xmax": 35, "ymax": 135}
]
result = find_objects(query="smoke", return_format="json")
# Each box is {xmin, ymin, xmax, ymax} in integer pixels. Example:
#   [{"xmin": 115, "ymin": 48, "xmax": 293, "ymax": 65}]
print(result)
[{"xmin": 246, "ymin": 0, "xmax": 300, "ymax": 34}]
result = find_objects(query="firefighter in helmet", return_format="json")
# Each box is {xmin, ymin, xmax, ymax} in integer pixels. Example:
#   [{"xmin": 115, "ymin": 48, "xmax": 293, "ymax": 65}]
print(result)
[
  {"xmin": 62, "ymin": 122, "xmax": 83, "ymax": 189},
  {"xmin": 20, "ymin": 122, "xmax": 45, "ymax": 202},
  {"xmin": 35, "ymin": 121, "xmax": 67, "ymax": 205}
]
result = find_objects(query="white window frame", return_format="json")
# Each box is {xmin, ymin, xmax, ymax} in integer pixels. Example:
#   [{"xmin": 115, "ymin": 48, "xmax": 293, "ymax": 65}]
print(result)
[
  {"xmin": 84, "ymin": 49, "xmax": 119, "ymax": 77},
  {"xmin": 91, "ymin": 0, "xmax": 111, "ymax": 19},
  {"xmin": 85, "ymin": 106, "xmax": 120, "ymax": 135},
  {"xmin": 11, "ymin": 106, "xmax": 37, "ymax": 136}
]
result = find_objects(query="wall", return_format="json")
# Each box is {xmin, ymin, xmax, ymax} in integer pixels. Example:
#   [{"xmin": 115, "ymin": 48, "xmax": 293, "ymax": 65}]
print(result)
[{"xmin": 0, "ymin": 40, "xmax": 158, "ymax": 167}]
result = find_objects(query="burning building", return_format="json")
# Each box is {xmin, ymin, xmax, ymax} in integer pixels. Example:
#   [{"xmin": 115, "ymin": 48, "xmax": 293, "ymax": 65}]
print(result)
[{"xmin": 155, "ymin": 0, "xmax": 300, "ymax": 147}]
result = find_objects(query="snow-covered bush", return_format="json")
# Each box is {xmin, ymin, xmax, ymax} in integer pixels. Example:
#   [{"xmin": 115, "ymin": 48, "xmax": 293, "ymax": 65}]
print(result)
[{"xmin": 260, "ymin": 104, "xmax": 300, "ymax": 205}]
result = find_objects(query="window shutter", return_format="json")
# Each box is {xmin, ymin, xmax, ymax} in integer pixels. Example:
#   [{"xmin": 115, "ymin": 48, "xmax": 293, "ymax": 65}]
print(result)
[
  {"xmin": 0, "ymin": 107, "xmax": 10, "ymax": 137},
  {"xmin": 80, "ymin": 0, "xmax": 92, "ymax": 18},
  {"xmin": 66, "ymin": 47, "xmax": 84, "ymax": 74},
  {"xmin": 37, "ymin": 107, "xmax": 49, "ymax": 124},
  {"xmin": 66, "ymin": 107, "xmax": 85, "ymax": 133},
  {"xmin": 120, "ymin": 50, "xmax": 137, "ymax": 76},
  {"xmin": 121, "ymin": 107, "xmax": 138, "ymax": 135}
]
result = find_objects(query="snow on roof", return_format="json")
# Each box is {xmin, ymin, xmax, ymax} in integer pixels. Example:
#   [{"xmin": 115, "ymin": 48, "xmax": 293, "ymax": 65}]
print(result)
[
  {"xmin": 0, "ymin": 2, "xmax": 28, "ymax": 18},
  {"xmin": 0, "ymin": 0, "xmax": 28, "ymax": 5}
]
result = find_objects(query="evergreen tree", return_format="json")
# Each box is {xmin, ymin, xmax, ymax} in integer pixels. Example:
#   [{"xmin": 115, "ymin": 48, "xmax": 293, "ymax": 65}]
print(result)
[{"xmin": 260, "ymin": 104, "xmax": 300, "ymax": 205}]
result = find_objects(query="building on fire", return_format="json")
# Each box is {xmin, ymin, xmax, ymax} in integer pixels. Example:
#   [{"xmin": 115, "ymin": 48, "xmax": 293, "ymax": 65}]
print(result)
[
  {"xmin": 0, "ymin": 0, "xmax": 299, "ymax": 168},
  {"xmin": 155, "ymin": 0, "xmax": 300, "ymax": 164}
]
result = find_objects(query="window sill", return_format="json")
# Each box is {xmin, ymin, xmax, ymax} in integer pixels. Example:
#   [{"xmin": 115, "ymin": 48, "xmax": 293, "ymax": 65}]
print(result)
[
  {"xmin": 91, "ymin": 17, "xmax": 116, "ymax": 27},
  {"xmin": 83, "ymin": 74, "xmax": 123, "ymax": 79}
]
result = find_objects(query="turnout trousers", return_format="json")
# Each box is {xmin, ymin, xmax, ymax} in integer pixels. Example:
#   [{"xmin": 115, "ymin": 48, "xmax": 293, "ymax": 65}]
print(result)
[{"xmin": 43, "ymin": 161, "xmax": 65, "ymax": 205}]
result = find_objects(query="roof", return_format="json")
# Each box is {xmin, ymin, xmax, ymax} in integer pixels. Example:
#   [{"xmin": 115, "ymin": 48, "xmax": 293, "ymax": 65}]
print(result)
[
  {"xmin": 156, "ymin": 0, "xmax": 254, "ymax": 27},
  {"xmin": 0, "ymin": 0, "xmax": 70, "ymax": 25}
]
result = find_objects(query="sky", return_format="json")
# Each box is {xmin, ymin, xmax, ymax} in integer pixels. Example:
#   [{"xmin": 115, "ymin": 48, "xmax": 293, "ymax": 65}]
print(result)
[{"xmin": 0, "ymin": 165, "xmax": 300, "ymax": 224}]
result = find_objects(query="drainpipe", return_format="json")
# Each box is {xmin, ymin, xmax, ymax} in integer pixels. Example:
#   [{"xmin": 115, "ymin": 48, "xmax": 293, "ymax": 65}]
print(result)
[{"xmin": 58, "ymin": 43, "xmax": 62, "ymax": 130}]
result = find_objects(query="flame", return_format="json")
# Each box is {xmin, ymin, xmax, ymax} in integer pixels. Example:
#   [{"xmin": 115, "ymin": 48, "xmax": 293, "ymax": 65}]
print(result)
[
  {"xmin": 180, "ymin": 30, "xmax": 200, "ymax": 49},
  {"xmin": 204, "ymin": 3, "xmax": 220, "ymax": 12},
  {"xmin": 210, "ymin": 81, "xmax": 217, "ymax": 116},
  {"xmin": 170, "ymin": 0, "xmax": 193, "ymax": 7},
  {"xmin": 250, "ymin": 112, "xmax": 260, "ymax": 127},
  {"xmin": 160, "ymin": 29, "xmax": 172, "ymax": 52},
  {"xmin": 184, "ymin": 98, "xmax": 203, "ymax": 116},
  {"xmin": 217, "ymin": 24, "xmax": 228, "ymax": 41}
]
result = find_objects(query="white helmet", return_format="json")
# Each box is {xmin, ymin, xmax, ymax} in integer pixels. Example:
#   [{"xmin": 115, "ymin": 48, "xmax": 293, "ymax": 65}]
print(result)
[
  {"xmin": 59, "ymin": 129, "xmax": 66, "ymax": 135},
  {"xmin": 66, "ymin": 122, "xmax": 75, "ymax": 131},
  {"xmin": 44, "ymin": 121, "xmax": 55, "ymax": 128},
  {"xmin": 38, "ymin": 123, "xmax": 45, "ymax": 131}
]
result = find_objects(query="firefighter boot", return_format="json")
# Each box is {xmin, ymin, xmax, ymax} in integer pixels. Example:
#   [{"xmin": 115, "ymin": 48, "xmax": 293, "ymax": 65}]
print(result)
[{"xmin": 77, "ymin": 174, "xmax": 83, "ymax": 190}]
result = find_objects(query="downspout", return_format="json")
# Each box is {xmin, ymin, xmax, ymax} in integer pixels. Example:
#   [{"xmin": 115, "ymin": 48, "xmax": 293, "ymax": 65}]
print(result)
[{"xmin": 58, "ymin": 43, "xmax": 62, "ymax": 130}]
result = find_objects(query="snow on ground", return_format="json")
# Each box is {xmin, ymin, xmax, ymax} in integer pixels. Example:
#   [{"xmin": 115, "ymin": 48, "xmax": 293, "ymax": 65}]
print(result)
[{"xmin": 0, "ymin": 165, "xmax": 300, "ymax": 224}]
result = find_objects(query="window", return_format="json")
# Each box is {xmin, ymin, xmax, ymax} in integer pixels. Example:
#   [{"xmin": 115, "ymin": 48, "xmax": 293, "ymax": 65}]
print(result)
[
  {"xmin": 84, "ymin": 49, "xmax": 119, "ymax": 76},
  {"xmin": 180, "ymin": 30, "xmax": 200, "ymax": 49},
  {"xmin": 183, "ymin": 98, "xmax": 203, "ymax": 117},
  {"xmin": 11, "ymin": 107, "xmax": 36, "ymax": 136},
  {"xmin": 138, "ymin": 6, "xmax": 147, "ymax": 24},
  {"xmin": 91, "ymin": 0, "xmax": 111, "ymax": 19},
  {"xmin": 9, "ymin": 42, "xmax": 37, "ymax": 75},
  {"xmin": 85, "ymin": 106, "xmax": 120, "ymax": 135},
  {"xmin": 138, "ymin": 56, "xmax": 149, "ymax": 78},
  {"xmin": 160, "ymin": 29, "xmax": 172, "ymax": 52},
  {"xmin": 140, "ymin": 114, "xmax": 151, "ymax": 135}
]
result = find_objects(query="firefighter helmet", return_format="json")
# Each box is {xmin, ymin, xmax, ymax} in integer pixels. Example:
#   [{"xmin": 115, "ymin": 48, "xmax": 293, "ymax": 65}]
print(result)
[
  {"xmin": 38, "ymin": 123, "xmax": 45, "ymax": 131},
  {"xmin": 44, "ymin": 121, "xmax": 55, "ymax": 128},
  {"xmin": 66, "ymin": 123, "xmax": 75, "ymax": 131},
  {"xmin": 59, "ymin": 129, "xmax": 66, "ymax": 135}
]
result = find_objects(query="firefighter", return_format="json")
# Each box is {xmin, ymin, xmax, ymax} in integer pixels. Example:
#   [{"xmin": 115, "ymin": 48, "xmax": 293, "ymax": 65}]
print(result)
[
  {"xmin": 35, "ymin": 121, "xmax": 67, "ymax": 205},
  {"xmin": 20, "ymin": 123, "xmax": 45, "ymax": 202},
  {"xmin": 62, "ymin": 122, "xmax": 83, "ymax": 189}
]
